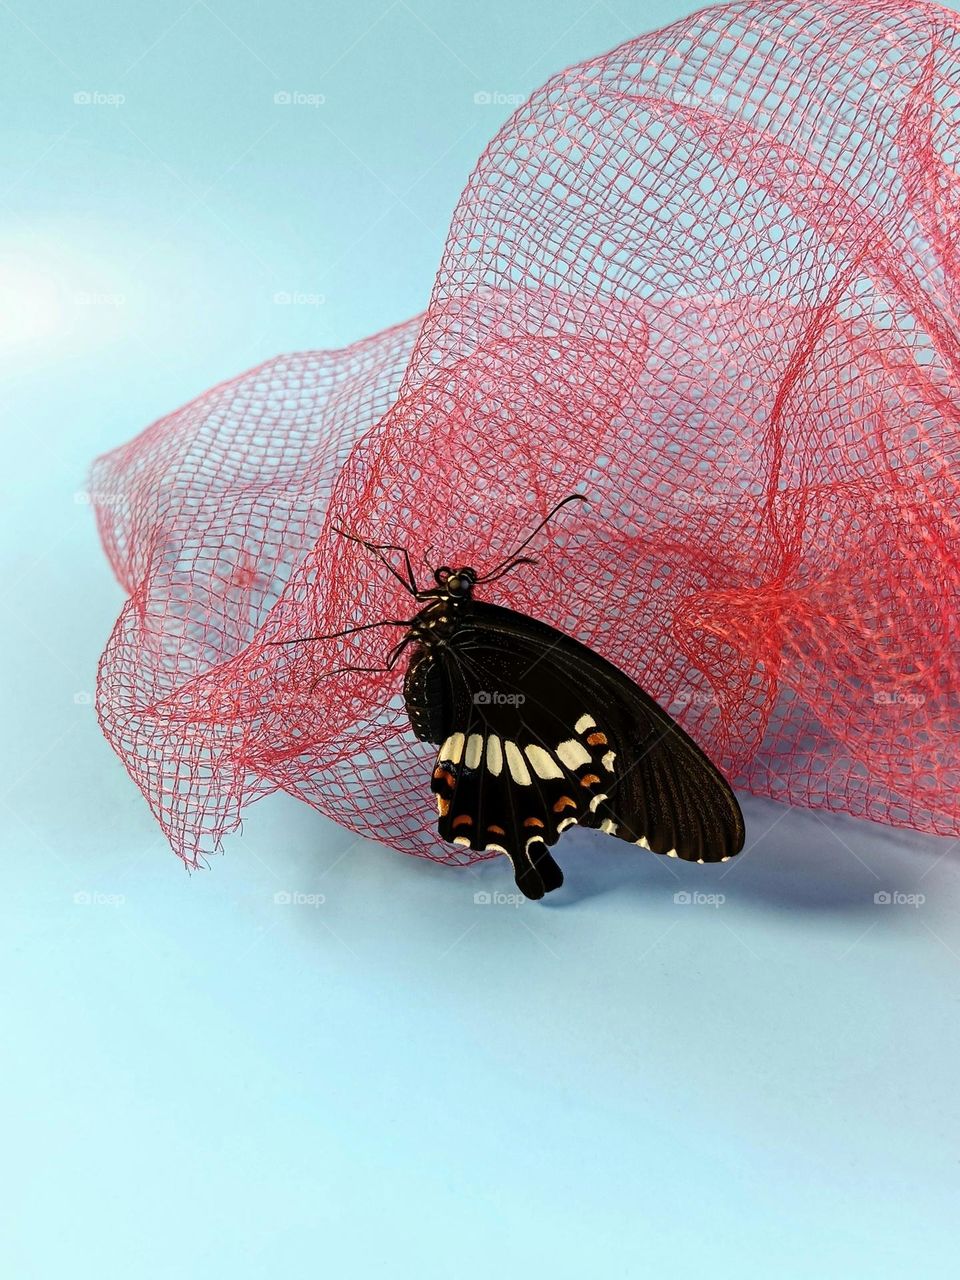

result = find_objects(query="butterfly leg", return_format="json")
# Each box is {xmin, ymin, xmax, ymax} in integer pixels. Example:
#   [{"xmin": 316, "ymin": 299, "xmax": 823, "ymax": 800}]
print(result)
[
  {"xmin": 331, "ymin": 526, "xmax": 419, "ymax": 594},
  {"xmin": 309, "ymin": 633, "xmax": 414, "ymax": 689}
]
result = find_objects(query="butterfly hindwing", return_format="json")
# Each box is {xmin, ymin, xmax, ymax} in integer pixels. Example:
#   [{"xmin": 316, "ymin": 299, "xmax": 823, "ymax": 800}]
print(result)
[{"xmin": 429, "ymin": 688, "xmax": 621, "ymax": 899}]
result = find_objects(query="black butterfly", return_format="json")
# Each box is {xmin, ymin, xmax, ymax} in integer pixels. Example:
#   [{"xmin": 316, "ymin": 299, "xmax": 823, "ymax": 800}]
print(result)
[{"xmin": 288, "ymin": 496, "xmax": 744, "ymax": 900}]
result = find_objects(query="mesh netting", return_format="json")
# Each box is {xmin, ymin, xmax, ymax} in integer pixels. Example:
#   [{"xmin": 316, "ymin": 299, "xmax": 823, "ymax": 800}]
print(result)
[{"xmin": 91, "ymin": 0, "xmax": 960, "ymax": 870}]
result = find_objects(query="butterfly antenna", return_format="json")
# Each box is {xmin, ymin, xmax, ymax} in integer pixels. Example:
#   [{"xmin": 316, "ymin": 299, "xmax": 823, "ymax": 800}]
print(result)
[
  {"xmin": 477, "ymin": 493, "xmax": 588, "ymax": 584},
  {"xmin": 478, "ymin": 555, "xmax": 539, "ymax": 585}
]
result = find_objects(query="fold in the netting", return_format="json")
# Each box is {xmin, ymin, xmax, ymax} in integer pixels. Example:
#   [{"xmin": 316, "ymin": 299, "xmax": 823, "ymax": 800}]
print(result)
[{"xmin": 92, "ymin": 0, "xmax": 960, "ymax": 867}]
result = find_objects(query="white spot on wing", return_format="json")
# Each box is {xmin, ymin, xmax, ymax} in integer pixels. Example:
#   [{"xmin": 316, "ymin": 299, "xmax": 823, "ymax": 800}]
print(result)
[
  {"xmin": 465, "ymin": 733, "xmax": 483, "ymax": 770},
  {"xmin": 557, "ymin": 738, "xmax": 591, "ymax": 769},
  {"xmin": 557, "ymin": 816, "xmax": 578, "ymax": 833},
  {"xmin": 524, "ymin": 744, "xmax": 563, "ymax": 779},
  {"xmin": 453, "ymin": 836, "xmax": 471, "ymax": 847},
  {"xmin": 588, "ymin": 792, "xmax": 608, "ymax": 813},
  {"xmin": 441, "ymin": 732, "xmax": 465, "ymax": 764},
  {"xmin": 575, "ymin": 714, "xmax": 596, "ymax": 734},
  {"xmin": 504, "ymin": 741, "xmax": 532, "ymax": 785},
  {"xmin": 485, "ymin": 842, "xmax": 516, "ymax": 872},
  {"xmin": 486, "ymin": 735, "xmax": 503, "ymax": 777},
  {"xmin": 601, "ymin": 750, "xmax": 616, "ymax": 772},
  {"xmin": 600, "ymin": 818, "xmax": 617, "ymax": 835}
]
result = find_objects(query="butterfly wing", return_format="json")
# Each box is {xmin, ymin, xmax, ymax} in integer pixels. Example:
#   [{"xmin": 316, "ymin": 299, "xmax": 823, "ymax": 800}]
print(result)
[{"xmin": 406, "ymin": 602, "xmax": 744, "ymax": 898}]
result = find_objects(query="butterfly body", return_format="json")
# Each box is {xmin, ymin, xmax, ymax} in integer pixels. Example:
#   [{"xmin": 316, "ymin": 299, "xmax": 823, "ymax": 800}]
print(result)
[{"xmin": 402, "ymin": 591, "xmax": 466, "ymax": 742}]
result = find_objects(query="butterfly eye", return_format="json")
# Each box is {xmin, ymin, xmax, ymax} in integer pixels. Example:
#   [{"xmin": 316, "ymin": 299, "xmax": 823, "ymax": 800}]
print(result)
[
  {"xmin": 445, "ymin": 568, "xmax": 477, "ymax": 597},
  {"xmin": 434, "ymin": 566, "xmax": 453, "ymax": 585}
]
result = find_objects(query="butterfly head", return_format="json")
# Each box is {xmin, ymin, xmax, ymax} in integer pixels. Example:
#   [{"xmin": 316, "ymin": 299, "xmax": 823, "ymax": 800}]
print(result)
[{"xmin": 434, "ymin": 566, "xmax": 477, "ymax": 600}]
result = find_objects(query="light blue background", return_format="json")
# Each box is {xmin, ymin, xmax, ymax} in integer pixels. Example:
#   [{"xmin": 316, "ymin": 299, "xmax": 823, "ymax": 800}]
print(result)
[{"xmin": 3, "ymin": 2, "xmax": 960, "ymax": 1276}]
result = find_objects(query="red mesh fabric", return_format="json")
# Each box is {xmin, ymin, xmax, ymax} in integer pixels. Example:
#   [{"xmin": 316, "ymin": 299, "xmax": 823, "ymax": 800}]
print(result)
[{"xmin": 92, "ymin": 0, "xmax": 960, "ymax": 869}]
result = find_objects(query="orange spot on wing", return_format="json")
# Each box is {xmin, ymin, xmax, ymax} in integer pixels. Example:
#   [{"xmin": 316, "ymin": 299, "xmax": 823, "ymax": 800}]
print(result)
[
  {"xmin": 586, "ymin": 732, "xmax": 607, "ymax": 746},
  {"xmin": 580, "ymin": 773, "xmax": 601, "ymax": 787},
  {"xmin": 552, "ymin": 795, "xmax": 577, "ymax": 813}
]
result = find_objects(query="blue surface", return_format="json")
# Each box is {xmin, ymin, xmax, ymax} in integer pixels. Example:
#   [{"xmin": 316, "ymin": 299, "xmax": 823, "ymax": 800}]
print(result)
[{"xmin": 3, "ymin": 2, "xmax": 960, "ymax": 1276}]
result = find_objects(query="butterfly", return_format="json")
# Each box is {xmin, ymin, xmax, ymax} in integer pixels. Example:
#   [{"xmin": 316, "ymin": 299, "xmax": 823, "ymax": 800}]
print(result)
[{"xmin": 284, "ymin": 496, "xmax": 744, "ymax": 899}]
